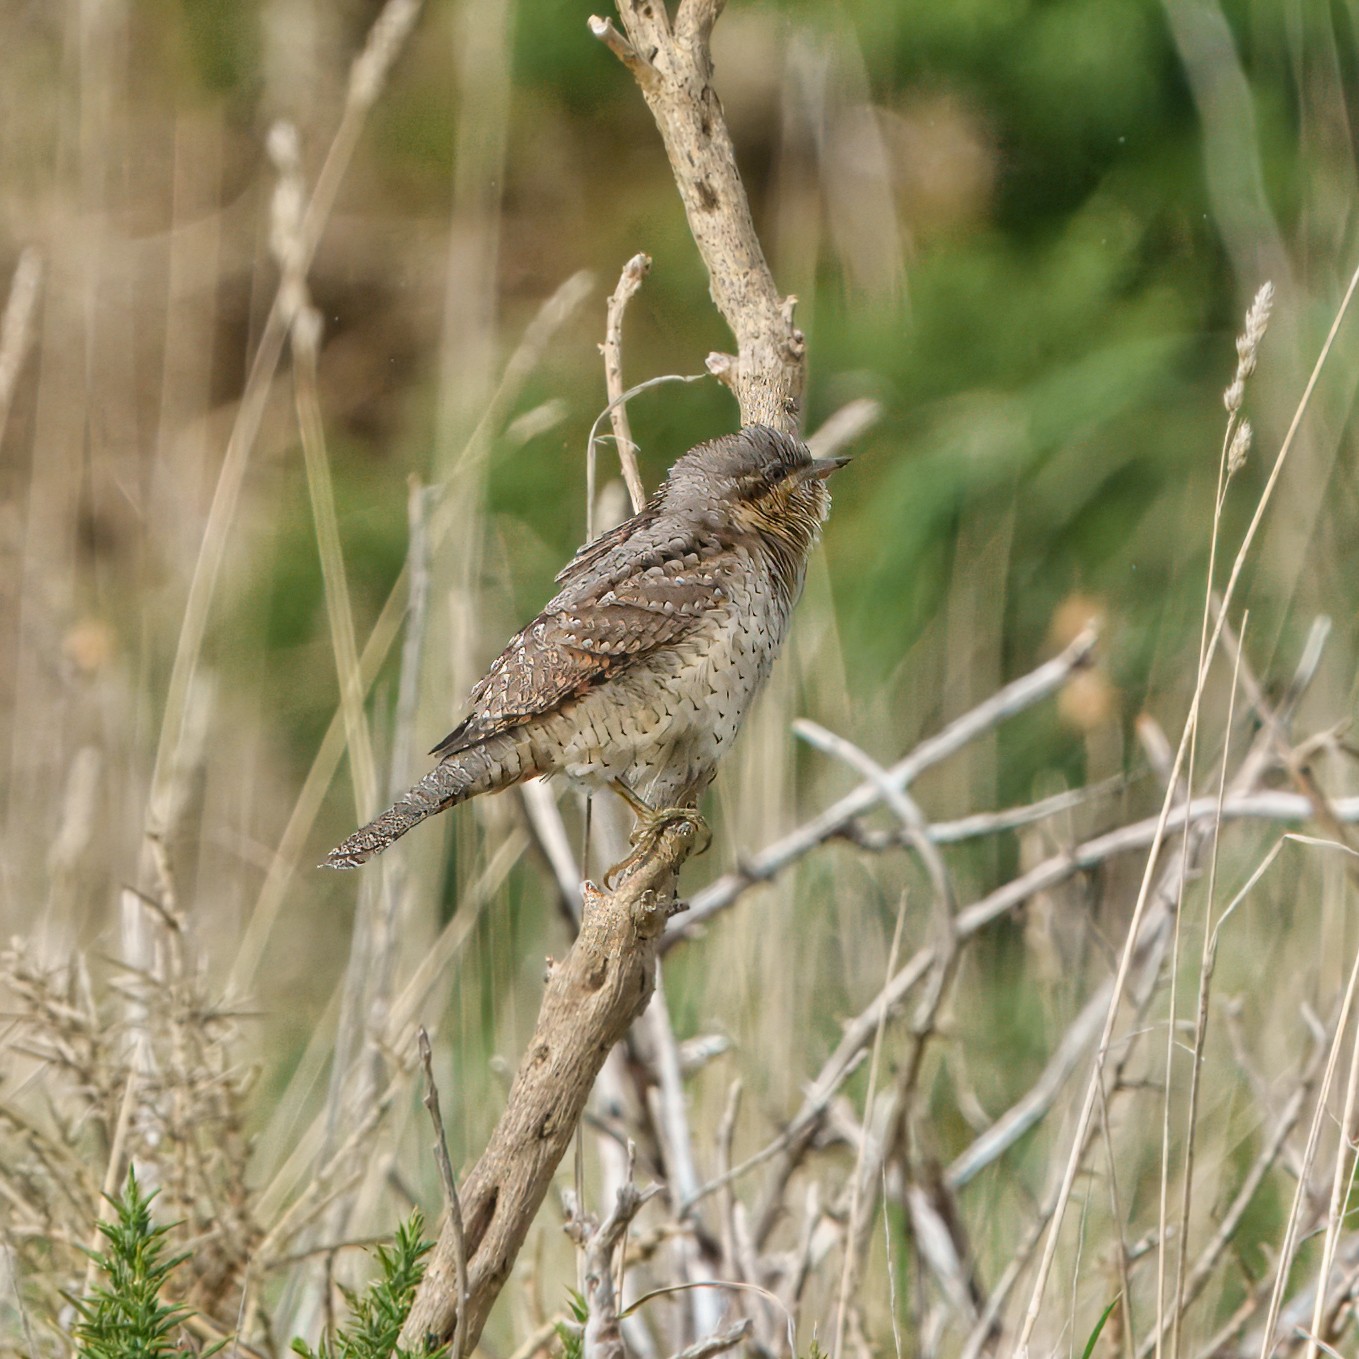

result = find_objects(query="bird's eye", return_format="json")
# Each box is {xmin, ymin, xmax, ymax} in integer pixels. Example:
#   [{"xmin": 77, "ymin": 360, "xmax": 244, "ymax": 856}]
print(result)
[{"xmin": 741, "ymin": 464, "xmax": 789, "ymax": 499}]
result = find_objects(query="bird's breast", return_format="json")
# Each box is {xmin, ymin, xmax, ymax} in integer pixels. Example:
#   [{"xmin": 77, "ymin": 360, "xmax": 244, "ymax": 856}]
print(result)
[{"xmin": 527, "ymin": 551, "xmax": 791, "ymax": 805}]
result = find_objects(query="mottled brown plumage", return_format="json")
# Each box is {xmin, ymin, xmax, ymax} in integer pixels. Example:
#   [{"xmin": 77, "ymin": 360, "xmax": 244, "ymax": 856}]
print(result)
[{"xmin": 322, "ymin": 425, "xmax": 844, "ymax": 870}]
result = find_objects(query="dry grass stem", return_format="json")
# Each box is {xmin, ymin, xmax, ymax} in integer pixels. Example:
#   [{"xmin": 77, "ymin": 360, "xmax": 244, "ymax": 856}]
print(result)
[
  {"xmin": 6, "ymin": 6, "xmax": 1359, "ymax": 1358},
  {"xmin": 1137, "ymin": 1077, "xmax": 1312, "ymax": 1359},
  {"xmin": 227, "ymin": 271, "xmax": 592, "ymax": 995},
  {"xmin": 143, "ymin": 0, "xmax": 425, "ymax": 842},
  {"xmin": 599, "ymin": 252, "xmax": 653, "ymax": 515},
  {"xmin": 1168, "ymin": 616, "xmax": 1249, "ymax": 1359},
  {"xmin": 0, "ymin": 248, "xmax": 41, "ymax": 441},
  {"xmin": 832, "ymin": 893, "xmax": 908, "ymax": 1359},
  {"xmin": 419, "ymin": 1028, "xmax": 469, "ymax": 1359},
  {"xmin": 1015, "ymin": 261, "xmax": 1359, "ymax": 1358},
  {"xmin": 1157, "ymin": 282, "xmax": 1275, "ymax": 1357},
  {"xmin": 1254, "ymin": 836, "xmax": 1359, "ymax": 1359},
  {"xmin": 288, "ymin": 289, "xmax": 379, "ymax": 825},
  {"xmin": 1304, "ymin": 1005, "xmax": 1359, "ymax": 1359}
]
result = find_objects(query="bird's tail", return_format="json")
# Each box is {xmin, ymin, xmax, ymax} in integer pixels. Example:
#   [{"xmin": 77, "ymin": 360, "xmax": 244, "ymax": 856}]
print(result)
[{"xmin": 321, "ymin": 741, "xmax": 527, "ymax": 869}]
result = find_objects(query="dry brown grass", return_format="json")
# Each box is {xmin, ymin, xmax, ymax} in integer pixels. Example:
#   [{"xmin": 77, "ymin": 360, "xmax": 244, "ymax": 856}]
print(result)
[{"xmin": 3, "ymin": 3, "xmax": 1359, "ymax": 1359}]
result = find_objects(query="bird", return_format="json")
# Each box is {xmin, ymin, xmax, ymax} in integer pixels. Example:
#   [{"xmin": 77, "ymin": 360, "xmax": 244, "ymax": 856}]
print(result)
[{"xmin": 322, "ymin": 424, "xmax": 847, "ymax": 875}]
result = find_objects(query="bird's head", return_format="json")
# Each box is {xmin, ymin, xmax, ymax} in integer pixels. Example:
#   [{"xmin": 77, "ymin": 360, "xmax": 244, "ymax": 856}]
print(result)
[{"xmin": 665, "ymin": 426, "xmax": 848, "ymax": 545}]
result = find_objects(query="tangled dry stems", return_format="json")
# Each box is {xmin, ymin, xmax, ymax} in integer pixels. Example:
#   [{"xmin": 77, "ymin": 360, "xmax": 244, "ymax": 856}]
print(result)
[{"xmin": 3, "ymin": 3, "xmax": 1359, "ymax": 1359}]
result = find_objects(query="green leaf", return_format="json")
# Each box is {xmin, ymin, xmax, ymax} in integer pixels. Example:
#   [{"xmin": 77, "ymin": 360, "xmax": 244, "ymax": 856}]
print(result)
[
  {"xmin": 1080, "ymin": 1297, "xmax": 1120, "ymax": 1359},
  {"xmin": 554, "ymin": 1289, "xmax": 587, "ymax": 1359}
]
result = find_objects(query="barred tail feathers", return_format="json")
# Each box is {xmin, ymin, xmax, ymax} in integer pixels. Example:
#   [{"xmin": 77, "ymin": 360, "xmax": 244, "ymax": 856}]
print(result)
[{"xmin": 321, "ymin": 739, "xmax": 530, "ymax": 869}]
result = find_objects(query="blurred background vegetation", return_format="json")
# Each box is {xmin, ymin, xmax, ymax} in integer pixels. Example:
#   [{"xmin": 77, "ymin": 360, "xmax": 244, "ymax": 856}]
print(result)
[{"xmin": 2, "ymin": 0, "xmax": 1358, "ymax": 1355}]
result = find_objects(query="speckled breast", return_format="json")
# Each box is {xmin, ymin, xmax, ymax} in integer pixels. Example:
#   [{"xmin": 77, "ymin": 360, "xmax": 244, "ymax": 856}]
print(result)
[{"xmin": 532, "ymin": 550, "xmax": 791, "ymax": 806}]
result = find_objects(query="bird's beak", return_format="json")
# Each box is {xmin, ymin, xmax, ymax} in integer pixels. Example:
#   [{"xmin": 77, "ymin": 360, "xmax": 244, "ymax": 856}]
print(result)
[{"xmin": 807, "ymin": 456, "xmax": 851, "ymax": 481}]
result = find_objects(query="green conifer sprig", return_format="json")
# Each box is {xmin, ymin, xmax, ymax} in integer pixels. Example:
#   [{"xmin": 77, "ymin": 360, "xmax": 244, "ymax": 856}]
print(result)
[
  {"xmin": 71, "ymin": 1167, "xmax": 221, "ymax": 1359},
  {"xmin": 291, "ymin": 1212, "xmax": 443, "ymax": 1359}
]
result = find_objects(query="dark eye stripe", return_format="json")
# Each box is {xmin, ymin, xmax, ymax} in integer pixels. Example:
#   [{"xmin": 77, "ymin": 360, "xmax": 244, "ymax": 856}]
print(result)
[{"xmin": 741, "ymin": 463, "xmax": 801, "ymax": 498}]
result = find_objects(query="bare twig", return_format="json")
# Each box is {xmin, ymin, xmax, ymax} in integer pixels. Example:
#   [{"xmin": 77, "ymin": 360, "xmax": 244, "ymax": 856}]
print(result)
[
  {"xmin": 519, "ymin": 780, "xmax": 587, "ymax": 925},
  {"xmin": 672, "ymin": 1319, "xmax": 752, "ymax": 1359},
  {"xmin": 945, "ymin": 991, "xmax": 1107, "ymax": 1191},
  {"xmin": 670, "ymin": 627, "xmax": 1098, "ymax": 947},
  {"xmin": 399, "ymin": 819, "xmax": 701, "ymax": 1352},
  {"xmin": 838, "ymin": 777, "xmax": 1128, "ymax": 852},
  {"xmin": 713, "ymin": 1079, "xmax": 743, "ymax": 1287},
  {"xmin": 793, "ymin": 721, "xmax": 956, "ymax": 925},
  {"xmin": 0, "ymin": 248, "xmax": 41, "ymax": 443},
  {"xmin": 806, "ymin": 398, "xmax": 883, "ymax": 460},
  {"xmin": 682, "ymin": 777, "xmax": 1359, "ymax": 1232},
  {"xmin": 644, "ymin": 969, "xmax": 724, "ymax": 1339},
  {"xmin": 593, "ymin": 1, "xmax": 805, "ymax": 428},
  {"xmin": 600, "ymin": 253, "xmax": 652, "ymax": 513},
  {"xmin": 568, "ymin": 1144, "xmax": 662, "ymax": 1359},
  {"xmin": 418, "ymin": 1029, "xmax": 468, "ymax": 1359}
]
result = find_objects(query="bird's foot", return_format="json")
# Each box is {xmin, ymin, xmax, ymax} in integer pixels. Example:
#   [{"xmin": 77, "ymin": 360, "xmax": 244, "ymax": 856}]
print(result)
[{"xmin": 604, "ymin": 780, "xmax": 711, "ymax": 888}]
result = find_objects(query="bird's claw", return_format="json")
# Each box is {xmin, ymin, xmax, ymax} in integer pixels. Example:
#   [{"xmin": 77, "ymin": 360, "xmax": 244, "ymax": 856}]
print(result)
[
  {"xmin": 602, "ymin": 805, "xmax": 712, "ymax": 889},
  {"xmin": 628, "ymin": 804, "xmax": 711, "ymax": 853}
]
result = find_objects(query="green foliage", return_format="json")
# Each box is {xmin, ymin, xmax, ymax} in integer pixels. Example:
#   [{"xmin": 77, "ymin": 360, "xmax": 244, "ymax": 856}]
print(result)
[
  {"xmin": 178, "ymin": 0, "xmax": 259, "ymax": 97},
  {"xmin": 71, "ymin": 1167, "xmax": 218, "ymax": 1359},
  {"xmin": 1080, "ymin": 1297, "xmax": 1120, "ymax": 1359},
  {"xmin": 291, "ymin": 1212, "xmax": 441, "ymax": 1359},
  {"xmin": 51, "ymin": 1148, "xmax": 436, "ymax": 1359},
  {"xmin": 553, "ymin": 1290, "xmax": 588, "ymax": 1359}
]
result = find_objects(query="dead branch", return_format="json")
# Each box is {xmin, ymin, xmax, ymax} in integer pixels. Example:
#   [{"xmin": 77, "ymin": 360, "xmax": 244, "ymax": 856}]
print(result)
[
  {"xmin": 669, "ymin": 626, "xmax": 1099, "ymax": 947},
  {"xmin": 401, "ymin": 7, "xmax": 814, "ymax": 1348},
  {"xmin": 672, "ymin": 1319, "xmax": 752, "ymax": 1359},
  {"xmin": 593, "ymin": 1, "xmax": 806, "ymax": 429},
  {"xmin": 566, "ymin": 1146, "xmax": 661, "ymax": 1359},
  {"xmin": 601, "ymin": 253, "xmax": 652, "ymax": 513},
  {"xmin": 417, "ymin": 1029, "xmax": 467, "ymax": 1359},
  {"xmin": 398, "ymin": 819, "xmax": 700, "ymax": 1352}
]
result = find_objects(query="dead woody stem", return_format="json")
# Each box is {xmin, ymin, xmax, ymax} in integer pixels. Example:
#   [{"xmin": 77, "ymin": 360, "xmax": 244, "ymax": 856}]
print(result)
[
  {"xmin": 403, "ymin": 2, "xmax": 806, "ymax": 1346},
  {"xmin": 590, "ymin": 0, "xmax": 806, "ymax": 431},
  {"xmin": 398, "ymin": 818, "xmax": 698, "ymax": 1351}
]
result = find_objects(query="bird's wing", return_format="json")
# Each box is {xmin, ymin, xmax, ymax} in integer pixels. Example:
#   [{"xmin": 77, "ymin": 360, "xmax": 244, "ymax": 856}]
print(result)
[
  {"xmin": 550, "ymin": 499, "xmax": 657, "ymax": 584},
  {"xmin": 430, "ymin": 516, "xmax": 733, "ymax": 758}
]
